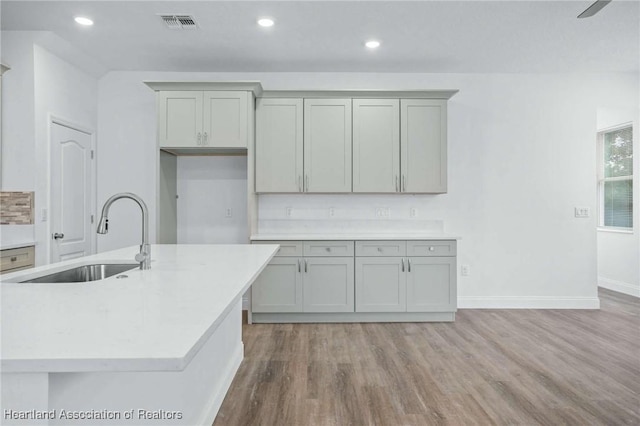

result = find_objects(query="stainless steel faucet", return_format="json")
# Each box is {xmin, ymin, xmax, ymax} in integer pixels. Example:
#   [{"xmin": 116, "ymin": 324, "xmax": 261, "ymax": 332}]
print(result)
[{"xmin": 97, "ymin": 192, "xmax": 151, "ymax": 270}]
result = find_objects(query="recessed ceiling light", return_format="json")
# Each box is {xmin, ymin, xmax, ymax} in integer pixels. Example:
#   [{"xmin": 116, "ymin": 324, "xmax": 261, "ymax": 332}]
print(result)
[
  {"xmin": 74, "ymin": 16, "xmax": 94, "ymax": 26},
  {"xmin": 257, "ymin": 18, "xmax": 274, "ymax": 27},
  {"xmin": 365, "ymin": 40, "xmax": 380, "ymax": 49}
]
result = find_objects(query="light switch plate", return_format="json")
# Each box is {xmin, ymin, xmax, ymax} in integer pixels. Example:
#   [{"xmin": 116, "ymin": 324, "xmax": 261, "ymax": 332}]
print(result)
[
  {"xmin": 461, "ymin": 264, "xmax": 470, "ymax": 276},
  {"xmin": 574, "ymin": 207, "xmax": 590, "ymax": 218}
]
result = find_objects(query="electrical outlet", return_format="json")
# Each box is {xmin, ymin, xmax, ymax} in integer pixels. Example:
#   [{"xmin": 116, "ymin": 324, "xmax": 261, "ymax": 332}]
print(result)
[
  {"xmin": 574, "ymin": 207, "xmax": 590, "ymax": 218},
  {"xmin": 329, "ymin": 207, "xmax": 335, "ymax": 217},
  {"xmin": 461, "ymin": 264, "xmax": 470, "ymax": 276},
  {"xmin": 286, "ymin": 207, "xmax": 292, "ymax": 217},
  {"xmin": 410, "ymin": 208, "xmax": 417, "ymax": 218},
  {"xmin": 375, "ymin": 207, "xmax": 390, "ymax": 218},
  {"xmin": 225, "ymin": 208, "xmax": 233, "ymax": 218}
]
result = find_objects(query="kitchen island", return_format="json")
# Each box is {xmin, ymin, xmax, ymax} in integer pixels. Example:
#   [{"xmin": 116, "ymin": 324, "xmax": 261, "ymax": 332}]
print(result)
[{"xmin": 0, "ymin": 244, "xmax": 278, "ymax": 425}]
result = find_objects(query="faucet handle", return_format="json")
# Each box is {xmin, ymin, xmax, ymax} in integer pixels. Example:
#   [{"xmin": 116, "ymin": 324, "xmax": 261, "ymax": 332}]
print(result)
[{"xmin": 135, "ymin": 252, "xmax": 147, "ymax": 263}]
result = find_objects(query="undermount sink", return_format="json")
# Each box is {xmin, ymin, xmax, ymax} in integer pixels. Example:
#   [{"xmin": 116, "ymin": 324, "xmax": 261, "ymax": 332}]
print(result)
[{"xmin": 20, "ymin": 264, "xmax": 138, "ymax": 283}]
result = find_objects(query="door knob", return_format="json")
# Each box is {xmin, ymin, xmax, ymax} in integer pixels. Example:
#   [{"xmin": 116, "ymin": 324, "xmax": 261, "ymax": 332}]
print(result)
[{"xmin": 52, "ymin": 233, "xmax": 64, "ymax": 240}]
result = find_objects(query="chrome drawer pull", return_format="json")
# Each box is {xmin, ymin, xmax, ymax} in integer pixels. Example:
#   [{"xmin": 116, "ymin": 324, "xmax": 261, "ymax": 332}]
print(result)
[{"xmin": 10, "ymin": 256, "xmax": 17, "ymax": 262}]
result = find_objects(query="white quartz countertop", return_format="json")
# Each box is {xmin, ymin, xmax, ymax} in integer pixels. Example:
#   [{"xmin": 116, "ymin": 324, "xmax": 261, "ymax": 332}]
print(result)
[
  {"xmin": 0, "ymin": 241, "xmax": 36, "ymax": 250},
  {"xmin": 0, "ymin": 244, "xmax": 278, "ymax": 373},
  {"xmin": 0, "ymin": 224, "xmax": 36, "ymax": 250},
  {"xmin": 250, "ymin": 233, "xmax": 460, "ymax": 241}
]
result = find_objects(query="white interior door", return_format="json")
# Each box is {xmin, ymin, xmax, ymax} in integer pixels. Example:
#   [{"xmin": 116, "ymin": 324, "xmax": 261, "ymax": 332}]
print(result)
[{"xmin": 50, "ymin": 122, "xmax": 94, "ymax": 262}]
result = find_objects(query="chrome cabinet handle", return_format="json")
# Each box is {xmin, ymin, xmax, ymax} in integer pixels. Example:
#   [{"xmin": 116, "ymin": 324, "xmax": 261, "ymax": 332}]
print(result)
[
  {"xmin": 326, "ymin": 247, "xmax": 331, "ymax": 252},
  {"xmin": 197, "ymin": 132, "xmax": 202, "ymax": 146},
  {"xmin": 395, "ymin": 175, "xmax": 398, "ymax": 192},
  {"xmin": 429, "ymin": 246, "xmax": 435, "ymax": 251},
  {"xmin": 53, "ymin": 233, "xmax": 64, "ymax": 240},
  {"xmin": 298, "ymin": 259, "xmax": 301, "ymax": 273},
  {"xmin": 401, "ymin": 258, "xmax": 405, "ymax": 272},
  {"xmin": 305, "ymin": 175, "xmax": 309, "ymax": 192},
  {"xmin": 305, "ymin": 259, "xmax": 308, "ymax": 273},
  {"xmin": 408, "ymin": 258, "xmax": 411, "ymax": 272},
  {"xmin": 203, "ymin": 132, "xmax": 208, "ymax": 145},
  {"xmin": 10, "ymin": 256, "xmax": 17, "ymax": 262},
  {"xmin": 377, "ymin": 247, "xmax": 383, "ymax": 253},
  {"xmin": 402, "ymin": 175, "xmax": 406, "ymax": 192}
]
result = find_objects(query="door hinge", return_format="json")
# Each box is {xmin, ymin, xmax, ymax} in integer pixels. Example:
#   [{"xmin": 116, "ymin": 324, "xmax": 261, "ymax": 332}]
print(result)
[{"xmin": 91, "ymin": 150, "xmax": 94, "ymax": 159}]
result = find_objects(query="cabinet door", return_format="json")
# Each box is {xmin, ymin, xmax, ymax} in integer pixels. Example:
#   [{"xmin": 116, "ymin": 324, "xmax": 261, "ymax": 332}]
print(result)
[
  {"xmin": 406, "ymin": 257, "xmax": 456, "ymax": 312},
  {"xmin": 158, "ymin": 91, "xmax": 203, "ymax": 148},
  {"xmin": 355, "ymin": 257, "xmax": 406, "ymax": 312},
  {"xmin": 303, "ymin": 257, "xmax": 354, "ymax": 312},
  {"xmin": 252, "ymin": 257, "xmax": 303, "ymax": 313},
  {"xmin": 303, "ymin": 99, "xmax": 352, "ymax": 192},
  {"xmin": 202, "ymin": 91, "xmax": 248, "ymax": 148},
  {"xmin": 400, "ymin": 99, "xmax": 447, "ymax": 193},
  {"xmin": 255, "ymin": 98, "xmax": 303, "ymax": 192},
  {"xmin": 353, "ymin": 99, "xmax": 400, "ymax": 193}
]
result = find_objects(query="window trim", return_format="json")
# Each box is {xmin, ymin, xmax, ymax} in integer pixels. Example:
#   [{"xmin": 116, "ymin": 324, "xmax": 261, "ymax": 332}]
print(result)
[{"xmin": 597, "ymin": 122, "xmax": 633, "ymax": 230}]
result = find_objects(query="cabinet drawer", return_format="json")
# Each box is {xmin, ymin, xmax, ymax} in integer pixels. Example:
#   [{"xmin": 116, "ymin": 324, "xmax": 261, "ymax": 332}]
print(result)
[
  {"xmin": 252, "ymin": 241, "xmax": 303, "ymax": 257},
  {"xmin": 1, "ymin": 246, "xmax": 35, "ymax": 273},
  {"xmin": 304, "ymin": 241, "xmax": 354, "ymax": 257},
  {"xmin": 356, "ymin": 241, "xmax": 406, "ymax": 257},
  {"xmin": 407, "ymin": 241, "xmax": 456, "ymax": 257}
]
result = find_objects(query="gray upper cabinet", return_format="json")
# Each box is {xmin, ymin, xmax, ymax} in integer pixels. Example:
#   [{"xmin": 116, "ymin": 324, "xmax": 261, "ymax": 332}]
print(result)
[
  {"xmin": 401, "ymin": 99, "xmax": 447, "ymax": 193},
  {"xmin": 353, "ymin": 99, "xmax": 400, "ymax": 193},
  {"xmin": 158, "ymin": 91, "xmax": 203, "ymax": 148},
  {"xmin": 254, "ymin": 92, "xmax": 453, "ymax": 194},
  {"xmin": 255, "ymin": 98, "xmax": 304, "ymax": 192},
  {"xmin": 202, "ymin": 91, "xmax": 248, "ymax": 148},
  {"xmin": 303, "ymin": 99, "xmax": 352, "ymax": 192},
  {"xmin": 158, "ymin": 90, "xmax": 249, "ymax": 149}
]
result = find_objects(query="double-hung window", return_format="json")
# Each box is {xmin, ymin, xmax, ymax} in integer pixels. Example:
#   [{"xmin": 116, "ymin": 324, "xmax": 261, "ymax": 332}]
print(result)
[{"xmin": 598, "ymin": 125, "xmax": 633, "ymax": 229}]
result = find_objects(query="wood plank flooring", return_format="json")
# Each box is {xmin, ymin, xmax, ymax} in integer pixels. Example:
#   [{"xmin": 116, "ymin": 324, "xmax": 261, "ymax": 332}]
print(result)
[{"xmin": 214, "ymin": 289, "xmax": 640, "ymax": 425}]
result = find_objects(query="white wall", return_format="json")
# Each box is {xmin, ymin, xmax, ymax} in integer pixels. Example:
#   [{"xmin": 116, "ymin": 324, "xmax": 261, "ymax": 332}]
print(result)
[
  {"xmin": 177, "ymin": 156, "xmax": 248, "ymax": 244},
  {"xmin": 96, "ymin": 71, "xmax": 638, "ymax": 307},
  {"xmin": 1, "ymin": 32, "xmax": 99, "ymax": 265},
  {"xmin": 597, "ymin": 108, "xmax": 640, "ymax": 297}
]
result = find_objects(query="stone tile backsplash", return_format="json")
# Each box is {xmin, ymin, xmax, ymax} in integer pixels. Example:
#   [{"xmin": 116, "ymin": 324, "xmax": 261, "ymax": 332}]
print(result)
[{"xmin": 0, "ymin": 192, "xmax": 34, "ymax": 225}]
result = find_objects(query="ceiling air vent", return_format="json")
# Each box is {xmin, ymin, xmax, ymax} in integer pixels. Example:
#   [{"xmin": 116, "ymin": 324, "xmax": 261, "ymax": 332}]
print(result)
[{"xmin": 160, "ymin": 15, "xmax": 198, "ymax": 30}]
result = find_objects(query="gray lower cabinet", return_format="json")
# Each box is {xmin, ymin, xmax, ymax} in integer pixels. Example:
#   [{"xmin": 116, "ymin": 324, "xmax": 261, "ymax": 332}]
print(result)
[
  {"xmin": 406, "ymin": 257, "xmax": 456, "ymax": 312},
  {"xmin": 251, "ymin": 257, "xmax": 302, "ymax": 313},
  {"xmin": 251, "ymin": 241, "xmax": 354, "ymax": 313},
  {"xmin": 303, "ymin": 257, "xmax": 354, "ymax": 312},
  {"xmin": 355, "ymin": 257, "xmax": 406, "ymax": 312},
  {"xmin": 252, "ymin": 239, "xmax": 456, "ymax": 322}
]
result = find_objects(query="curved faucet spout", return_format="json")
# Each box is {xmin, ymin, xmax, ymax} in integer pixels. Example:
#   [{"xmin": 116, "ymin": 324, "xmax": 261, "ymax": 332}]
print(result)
[{"xmin": 97, "ymin": 193, "xmax": 150, "ymax": 270}]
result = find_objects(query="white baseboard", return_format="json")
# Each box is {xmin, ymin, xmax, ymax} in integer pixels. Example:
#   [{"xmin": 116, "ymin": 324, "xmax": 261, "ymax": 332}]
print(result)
[
  {"xmin": 598, "ymin": 277, "xmax": 640, "ymax": 298},
  {"xmin": 458, "ymin": 296, "xmax": 600, "ymax": 309}
]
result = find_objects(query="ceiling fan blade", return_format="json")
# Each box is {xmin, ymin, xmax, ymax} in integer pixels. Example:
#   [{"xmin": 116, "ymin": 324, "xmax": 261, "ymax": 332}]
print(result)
[{"xmin": 578, "ymin": 0, "xmax": 613, "ymax": 18}]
